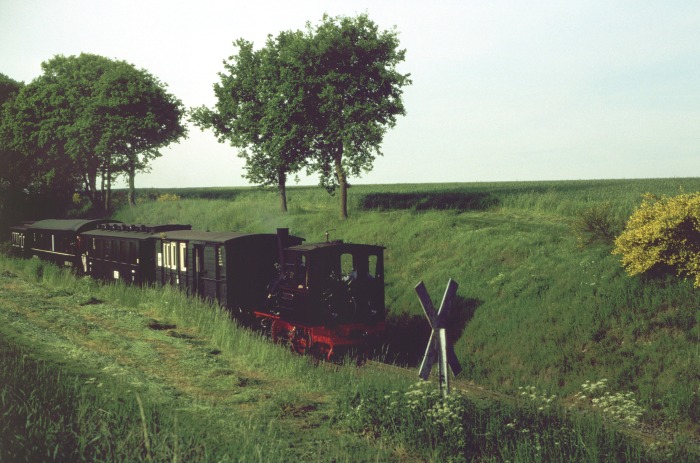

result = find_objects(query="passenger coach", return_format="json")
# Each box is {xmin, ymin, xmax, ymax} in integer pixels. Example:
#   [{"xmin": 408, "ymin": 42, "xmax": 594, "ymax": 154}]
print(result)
[
  {"xmin": 9, "ymin": 221, "xmax": 34, "ymax": 258},
  {"xmin": 27, "ymin": 219, "xmax": 117, "ymax": 270},
  {"xmin": 82, "ymin": 223, "xmax": 191, "ymax": 284}
]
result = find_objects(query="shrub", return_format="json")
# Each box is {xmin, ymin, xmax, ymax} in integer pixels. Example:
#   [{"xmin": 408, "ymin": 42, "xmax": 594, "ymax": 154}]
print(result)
[
  {"xmin": 156, "ymin": 193, "xmax": 180, "ymax": 202},
  {"xmin": 612, "ymin": 193, "xmax": 700, "ymax": 286},
  {"xmin": 571, "ymin": 202, "xmax": 620, "ymax": 246}
]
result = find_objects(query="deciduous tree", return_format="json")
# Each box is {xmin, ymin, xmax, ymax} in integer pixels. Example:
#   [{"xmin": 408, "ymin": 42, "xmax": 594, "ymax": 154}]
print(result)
[
  {"xmin": 303, "ymin": 14, "xmax": 411, "ymax": 218},
  {"xmin": 92, "ymin": 60, "xmax": 187, "ymax": 208},
  {"xmin": 0, "ymin": 54, "xmax": 186, "ymax": 213},
  {"xmin": 190, "ymin": 32, "xmax": 311, "ymax": 212}
]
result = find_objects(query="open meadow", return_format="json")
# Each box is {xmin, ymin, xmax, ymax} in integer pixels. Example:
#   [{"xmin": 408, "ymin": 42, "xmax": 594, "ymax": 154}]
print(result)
[{"xmin": 2, "ymin": 178, "xmax": 699, "ymax": 461}]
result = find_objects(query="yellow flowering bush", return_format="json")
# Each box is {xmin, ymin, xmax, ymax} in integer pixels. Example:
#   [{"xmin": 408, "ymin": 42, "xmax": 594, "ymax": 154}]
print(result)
[
  {"xmin": 156, "ymin": 193, "xmax": 180, "ymax": 202},
  {"xmin": 612, "ymin": 193, "xmax": 700, "ymax": 286}
]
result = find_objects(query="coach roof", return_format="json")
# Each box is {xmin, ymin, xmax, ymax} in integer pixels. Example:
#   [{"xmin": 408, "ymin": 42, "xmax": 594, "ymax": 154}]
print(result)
[
  {"xmin": 81, "ymin": 224, "xmax": 191, "ymax": 239},
  {"xmin": 155, "ymin": 229, "xmax": 304, "ymax": 245},
  {"xmin": 29, "ymin": 219, "xmax": 119, "ymax": 232}
]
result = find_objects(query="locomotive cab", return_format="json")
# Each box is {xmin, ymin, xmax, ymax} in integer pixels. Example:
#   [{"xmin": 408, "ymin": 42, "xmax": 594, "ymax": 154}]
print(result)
[{"xmin": 269, "ymin": 241, "xmax": 385, "ymax": 326}]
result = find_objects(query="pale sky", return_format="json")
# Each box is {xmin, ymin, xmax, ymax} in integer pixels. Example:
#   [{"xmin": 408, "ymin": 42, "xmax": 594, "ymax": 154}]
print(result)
[{"xmin": 1, "ymin": 0, "xmax": 699, "ymax": 188}]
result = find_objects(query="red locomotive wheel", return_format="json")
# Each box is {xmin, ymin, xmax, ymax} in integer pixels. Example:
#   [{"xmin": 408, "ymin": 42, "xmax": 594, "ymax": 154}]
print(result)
[{"xmin": 289, "ymin": 327, "xmax": 311, "ymax": 355}]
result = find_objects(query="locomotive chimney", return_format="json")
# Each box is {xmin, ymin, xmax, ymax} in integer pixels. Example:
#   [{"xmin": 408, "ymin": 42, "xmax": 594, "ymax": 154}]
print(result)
[{"xmin": 276, "ymin": 228, "xmax": 289, "ymax": 268}]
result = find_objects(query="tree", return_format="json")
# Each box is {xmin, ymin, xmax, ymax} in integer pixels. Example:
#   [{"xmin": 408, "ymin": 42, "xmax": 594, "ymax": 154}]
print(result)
[
  {"xmin": 190, "ymin": 32, "xmax": 311, "ymax": 212},
  {"xmin": 91, "ymin": 60, "xmax": 187, "ymax": 207},
  {"xmin": 0, "ymin": 73, "xmax": 30, "ymax": 229},
  {"xmin": 0, "ymin": 74, "xmax": 24, "ymax": 191},
  {"xmin": 303, "ymin": 14, "xmax": 411, "ymax": 219},
  {"xmin": 193, "ymin": 13, "xmax": 410, "ymax": 218},
  {"xmin": 0, "ymin": 54, "xmax": 186, "ymax": 213}
]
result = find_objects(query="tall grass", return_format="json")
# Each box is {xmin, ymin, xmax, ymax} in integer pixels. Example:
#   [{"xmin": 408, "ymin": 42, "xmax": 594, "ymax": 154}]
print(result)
[
  {"xmin": 115, "ymin": 178, "xmax": 700, "ymax": 429},
  {"xmin": 3, "ymin": 252, "xmax": 698, "ymax": 462},
  {"xmin": 336, "ymin": 380, "xmax": 697, "ymax": 462},
  {"xmin": 0, "ymin": 254, "xmax": 400, "ymax": 461},
  {"xmin": 0, "ymin": 334, "xmax": 296, "ymax": 462}
]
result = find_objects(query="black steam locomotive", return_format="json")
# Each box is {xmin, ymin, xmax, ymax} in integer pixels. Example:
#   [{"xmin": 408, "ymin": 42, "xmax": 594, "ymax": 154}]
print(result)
[{"xmin": 9, "ymin": 219, "xmax": 386, "ymax": 360}]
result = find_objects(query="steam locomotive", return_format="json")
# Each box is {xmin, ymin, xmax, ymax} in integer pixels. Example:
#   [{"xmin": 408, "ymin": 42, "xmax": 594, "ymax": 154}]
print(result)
[{"xmin": 9, "ymin": 219, "xmax": 386, "ymax": 360}]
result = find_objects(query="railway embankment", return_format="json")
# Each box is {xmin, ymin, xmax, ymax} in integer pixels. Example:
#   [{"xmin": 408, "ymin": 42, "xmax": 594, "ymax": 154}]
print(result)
[{"xmin": 1, "ymin": 251, "xmax": 698, "ymax": 462}]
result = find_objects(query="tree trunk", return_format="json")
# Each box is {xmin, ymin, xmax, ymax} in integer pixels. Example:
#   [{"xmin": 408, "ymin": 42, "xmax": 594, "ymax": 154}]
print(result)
[
  {"xmin": 128, "ymin": 161, "xmax": 136, "ymax": 207},
  {"xmin": 98, "ymin": 167, "xmax": 106, "ymax": 214},
  {"xmin": 278, "ymin": 168, "xmax": 288, "ymax": 213},
  {"xmin": 103, "ymin": 163, "xmax": 112, "ymax": 214},
  {"xmin": 83, "ymin": 169, "xmax": 101, "ymax": 211},
  {"xmin": 334, "ymin": 146, "xmax": 348, "ymax": 220}
]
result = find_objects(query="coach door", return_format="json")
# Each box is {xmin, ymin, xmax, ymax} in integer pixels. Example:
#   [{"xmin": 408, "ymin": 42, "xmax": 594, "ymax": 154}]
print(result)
[
  {"xmin": 192, "ymin": 244, "xmax": 205, "ymax": 298},
  {"xmin": 197, "ymin": 244, "xmax": 226, "ymax": 305}
]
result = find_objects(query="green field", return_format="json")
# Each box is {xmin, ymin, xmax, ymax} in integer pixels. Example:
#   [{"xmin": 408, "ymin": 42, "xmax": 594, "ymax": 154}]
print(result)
[{"xmin": 2, "ymin": 178, "xmax": 699, "ymax": 461}]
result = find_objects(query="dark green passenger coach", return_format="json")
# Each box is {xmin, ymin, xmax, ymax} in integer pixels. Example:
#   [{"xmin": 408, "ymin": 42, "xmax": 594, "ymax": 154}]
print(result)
[{"xmin": 82, "ymin": 223, "xmax": 191, "ymax": 284}]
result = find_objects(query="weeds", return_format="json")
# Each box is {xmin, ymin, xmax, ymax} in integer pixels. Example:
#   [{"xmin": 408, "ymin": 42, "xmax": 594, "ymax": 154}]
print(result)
[
  {"xmin": 338, "ymin": 380, "xmax": 696, "ymax": 462},
  {"xmin": 575, "ymin": 379, "xmax": 645, "ymax": 427}
]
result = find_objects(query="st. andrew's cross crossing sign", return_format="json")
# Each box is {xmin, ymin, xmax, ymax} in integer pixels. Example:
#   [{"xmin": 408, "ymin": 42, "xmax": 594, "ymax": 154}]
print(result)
[{"xmin": 416, "ymin": 279, "xmax": 462, "ymax": 395}]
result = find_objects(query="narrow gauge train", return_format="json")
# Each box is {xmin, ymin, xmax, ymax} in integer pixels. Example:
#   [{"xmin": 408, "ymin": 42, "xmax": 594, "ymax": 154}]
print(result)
[{"xmin": 9, "ymin": 219, "xmax": 386, "ymax": 360}]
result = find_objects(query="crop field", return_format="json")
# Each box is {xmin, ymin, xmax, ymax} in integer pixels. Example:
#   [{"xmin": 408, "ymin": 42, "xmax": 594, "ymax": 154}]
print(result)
[{"xmin": 2, "ymin": 178, "xmax": 700, "ymax": 461}]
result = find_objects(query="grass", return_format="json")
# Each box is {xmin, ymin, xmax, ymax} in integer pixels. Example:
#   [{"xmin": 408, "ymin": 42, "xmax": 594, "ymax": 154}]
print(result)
[
  {"xmin": 2, "ymin": 253, "xmax": 697, "ymax": 462},
  {"xmin": 2, "ymin": 178, "xmax": 700, "ymax": 460},
  {"xmin": 0, "ymin": 255, "xmax": 405, "ymax": 462},
  {"xmin": 114, "ymin": 179, "xmax": 700, "ymax": 428}
]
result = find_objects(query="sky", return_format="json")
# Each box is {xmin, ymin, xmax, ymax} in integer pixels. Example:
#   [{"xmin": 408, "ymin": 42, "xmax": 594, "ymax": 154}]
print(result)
[{"xmin": 1, "ymin": 0, "xmax": 699, "ymax": 188}]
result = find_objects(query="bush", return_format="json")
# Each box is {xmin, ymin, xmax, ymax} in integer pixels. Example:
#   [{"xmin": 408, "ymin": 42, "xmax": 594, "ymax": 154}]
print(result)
[
  {"xmin": 612, "ymin": 193, "xmax": 700, "ymax": 286},
  {"xmin": 572, "ymin": 202, "xmax": 620, "ymax": 246},
  {"xmin": 156, "ymin": 193, "xmax": 180, "ymax": 202}
]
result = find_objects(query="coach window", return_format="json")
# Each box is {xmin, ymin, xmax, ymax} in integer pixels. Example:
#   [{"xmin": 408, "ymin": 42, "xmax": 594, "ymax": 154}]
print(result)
[
  {"xmin": 165, "ymin": 242, "xmax": 174, "ymax": 270},
  {"xmin": 162, "ymin": 243, "xmax": 169, "ymax": 269},
  {"xmin": 171, "ymin": 242, "xmax": 177, "ymax": 270},
  {"xmin": 179, "ymin": 242, "xmax": 187, "ymax": 271},
  {"xmin": 217, "ymin": 246, "xmax": 224, "ymax": 270},
  {"xmin": 158, "ymin": 241, "xmax": 167, "ymax": 267}
]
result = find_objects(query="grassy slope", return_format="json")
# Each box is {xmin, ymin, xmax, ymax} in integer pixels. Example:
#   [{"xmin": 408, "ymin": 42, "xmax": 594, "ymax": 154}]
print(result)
[
  {"xmin": 0, "ymin": 256, "xmax": 411, "ymax": 462},
  {"xmin": 116, "ymin": 179, "xmax": 700, "ymax": 430}
]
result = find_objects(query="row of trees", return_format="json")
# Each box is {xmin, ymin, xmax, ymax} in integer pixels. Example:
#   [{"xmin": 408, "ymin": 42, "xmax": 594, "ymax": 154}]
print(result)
[
  {"xmin": 191, "ymin": 13, "xmax": 411, "ymax": 218},
  {"xmin": 0, "ymin": 55, "xmax": 187, "ymax": 219},
  {"xmin": 0, "ymin": 13, "xmax": 410, "ymax": 222}
]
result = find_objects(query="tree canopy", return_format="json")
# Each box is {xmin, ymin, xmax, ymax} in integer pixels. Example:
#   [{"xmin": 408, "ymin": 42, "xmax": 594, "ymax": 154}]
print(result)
[
  {"xmin": 0, "ymin": 53, "xmax": 187, "ymax": 214},
  {"xmin": 192, "ymin": 13, "xmax": 411, "ymax": 217},
  {"xmin": 190, "ymin": 31, "xmax": 313, "ymax": 212},
  {"xmin": 304, "ymin": 14, "xmax": 412, "ymax": 218},
  {"xmin": 0, "ymin": 73, "xmax": 30, "ymax": 230}
]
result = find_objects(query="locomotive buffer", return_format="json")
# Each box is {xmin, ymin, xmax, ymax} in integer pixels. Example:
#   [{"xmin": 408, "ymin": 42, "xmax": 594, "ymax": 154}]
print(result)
[{"xmin": 416, "ymin": 279, "xmax": 462, "ymax": 396}]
